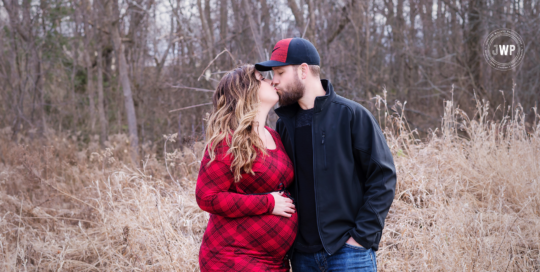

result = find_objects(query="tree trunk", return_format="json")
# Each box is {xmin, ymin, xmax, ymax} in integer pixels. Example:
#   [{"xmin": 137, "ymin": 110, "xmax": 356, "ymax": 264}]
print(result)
[
  {"xmin": 243, "ymin": 0, "xmax": 265, "ymax": 60},
  {"xmin": 95, "ymin": 0, "xmax": 108, "ymax": 145},
  {"xmin": 197, "ymin": 0, "xmax": 214, "ymax": 59},
  {"xmin": 83, "ymin": 1, "xmax": 96, "ymax": 131},
  {"xmin": 387, "ymin": 0, "xmax": 405, "ymax": 100},
  {"xmin": 96, "ymin": 43, "xmax": 108, "ymax": 146},
  {"xmin": 466, "ymin": 0, "xmax": 484, "ymax": 95},
  {"xmin": 219, "ymin": 0, "xmax": 228, "ymax": 67},
  {"xmin": 219, "ymin": 0, "xmax": 228, "ymax": 45},
  {"xmin": 34, "ymin": 46, "xmax": 47, "ymax": 136},
  {"xmin": 287, "ymin": 0, "xmax": 305, "ymax": 33},
  {"xmin": 260, "ymin": 0, "xmax": 270, "ymax": 45},
  {"xmin": 419, "ymin": 0, "xmax": 434, "ymax": 57},
  {"xmin": 204, "ymin": 0, "xmax": 214, "ymax": 47},
  {"xmin": 305, "ymin": 0, "xmax": 316, "ymax": 42},
  {"xmin": 107, "ymin": 0, "xmax": 139, "ymax": 164}
]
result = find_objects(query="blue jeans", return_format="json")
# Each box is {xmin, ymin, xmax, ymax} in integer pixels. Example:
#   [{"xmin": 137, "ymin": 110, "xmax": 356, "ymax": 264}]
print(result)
[{"xmin": 291, "ymin": 244, "xmax": 377, "ymax": 272}]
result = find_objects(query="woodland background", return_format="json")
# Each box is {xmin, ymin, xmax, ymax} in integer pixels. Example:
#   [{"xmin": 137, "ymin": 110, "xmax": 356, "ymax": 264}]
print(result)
[
  {"xmin": 0, "ymin": 0, "xmax": 539, "ymax": 160},
  {"xmin": 1, "ymin": 0, "xmax": 540, "ymax": 271}
]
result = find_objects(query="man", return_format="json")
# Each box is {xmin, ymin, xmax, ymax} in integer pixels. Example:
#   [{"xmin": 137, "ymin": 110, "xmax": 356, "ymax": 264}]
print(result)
[{"xmin": 255, "ymin": 38, "xmax": 396, "ymax": 271}]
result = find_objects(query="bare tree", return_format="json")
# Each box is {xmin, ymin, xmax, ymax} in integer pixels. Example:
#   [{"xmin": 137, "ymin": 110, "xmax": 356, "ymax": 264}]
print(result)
[
  {"xmin": 466, "ymin": 0, "xmax": 484, "ymax": 95},
  {"xmin": 0, "ymin": 0, "xmax": 538, "ymax": 144},
  {"xmin": 94, "ymin": 0, "xmax": 108, "ymax": 145},
  {"xmin": 82, "ymin": 0, "xmax": 96, "ymax": 131},
  {"xmin": 107, "ymin": 0, "xmax": 139, "ymax": 164}
]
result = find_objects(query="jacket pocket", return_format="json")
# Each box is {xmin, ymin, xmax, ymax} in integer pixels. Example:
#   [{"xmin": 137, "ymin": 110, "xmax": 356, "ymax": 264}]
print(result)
[{"xmin": 321, "ymin": 131, "xmax": 327, "ymax": 169}]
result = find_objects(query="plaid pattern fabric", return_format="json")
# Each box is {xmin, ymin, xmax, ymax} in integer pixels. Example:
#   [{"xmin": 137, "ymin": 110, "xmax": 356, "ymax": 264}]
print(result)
[{"xmin": 196, "ymin": 127, "xmax": 297, "ymax": 271}]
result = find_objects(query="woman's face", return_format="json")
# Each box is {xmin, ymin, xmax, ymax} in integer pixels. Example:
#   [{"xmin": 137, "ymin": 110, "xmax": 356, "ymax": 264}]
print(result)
[{"xmin": 255, "ymin": 71, "xmax": 279, "ymax": 107}]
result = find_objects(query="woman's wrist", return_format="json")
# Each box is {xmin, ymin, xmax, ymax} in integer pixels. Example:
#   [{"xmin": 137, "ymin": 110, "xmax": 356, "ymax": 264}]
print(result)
[{"xmin": 266, "ymin": 193, "xmax": 275, "ymax": 214}]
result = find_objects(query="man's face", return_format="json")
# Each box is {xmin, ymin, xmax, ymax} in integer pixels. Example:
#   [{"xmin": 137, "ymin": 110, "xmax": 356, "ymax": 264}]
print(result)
[{"xmin": 271, "ymin": 65, "xmax": 305, "ymax": 106}]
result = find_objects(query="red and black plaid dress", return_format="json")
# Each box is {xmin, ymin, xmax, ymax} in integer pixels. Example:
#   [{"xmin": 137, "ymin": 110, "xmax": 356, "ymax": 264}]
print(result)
[{"xmin": 196, "ymin": 126, "xmax": 297, "ymax": 271}]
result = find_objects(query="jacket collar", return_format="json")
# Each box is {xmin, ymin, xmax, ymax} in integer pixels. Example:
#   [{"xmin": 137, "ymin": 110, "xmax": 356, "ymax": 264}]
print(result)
[{"xmin": 275, "ymin": 79, "xmax": 335, "ymax": 119}]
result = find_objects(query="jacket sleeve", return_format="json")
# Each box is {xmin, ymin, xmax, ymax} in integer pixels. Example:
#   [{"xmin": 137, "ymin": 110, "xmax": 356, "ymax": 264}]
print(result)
[
  {"xmin": 195, "ymin": 148, "xmax": 275, "ymax": 218},
  {"xmin": 349, "ymin": 106, "xmax": 397, "ymax": 249}
]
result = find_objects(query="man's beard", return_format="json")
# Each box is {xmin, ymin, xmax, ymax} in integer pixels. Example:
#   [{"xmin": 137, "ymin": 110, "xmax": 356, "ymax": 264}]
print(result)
[{"xmin": 277, "ymin": 75, "xmax": 305, "ymax": 106}]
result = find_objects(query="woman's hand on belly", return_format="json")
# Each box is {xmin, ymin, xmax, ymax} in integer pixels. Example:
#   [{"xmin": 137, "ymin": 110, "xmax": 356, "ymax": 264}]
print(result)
[{"xmin": 270, "ymin": 192, "xmax": 296, "ymax": 217}]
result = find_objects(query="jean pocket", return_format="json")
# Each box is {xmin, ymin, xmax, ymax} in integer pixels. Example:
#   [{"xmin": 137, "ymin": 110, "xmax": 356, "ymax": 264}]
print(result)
[{"xmin": 344, "ymin": 243, "xmax": 369, "ymax": 251}]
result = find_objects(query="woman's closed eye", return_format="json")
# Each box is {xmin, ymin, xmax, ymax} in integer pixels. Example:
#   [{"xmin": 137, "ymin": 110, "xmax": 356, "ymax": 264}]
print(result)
[{"xmin": 259, "ymin": 76, "xmax": 271, "ymax": 83}]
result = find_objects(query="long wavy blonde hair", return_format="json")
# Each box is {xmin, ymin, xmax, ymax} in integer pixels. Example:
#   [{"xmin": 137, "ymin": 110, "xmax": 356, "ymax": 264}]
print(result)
[{"xmin": 205, "ymin": 65, "xmax": 268, "ymax": 182}]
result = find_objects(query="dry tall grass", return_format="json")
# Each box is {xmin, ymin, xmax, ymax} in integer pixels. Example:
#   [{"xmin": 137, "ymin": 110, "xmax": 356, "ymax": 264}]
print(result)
[{"xmin": 1, "ymin": 96, "xmax": 539, "ymax": 271}]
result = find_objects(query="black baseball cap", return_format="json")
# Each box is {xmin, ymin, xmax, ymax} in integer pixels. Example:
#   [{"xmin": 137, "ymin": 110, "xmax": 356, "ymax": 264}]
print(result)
[{"xmin": 255, "ymin": 38, "xmax": 320, "ymax": 71}]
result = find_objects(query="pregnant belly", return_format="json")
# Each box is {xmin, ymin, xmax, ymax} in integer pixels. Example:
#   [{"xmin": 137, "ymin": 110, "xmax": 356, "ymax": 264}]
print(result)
[
  {"xmin": 240, "ymin": 213, "xmax": 297, "ymax": 256},
  {"xmin": 204, "ymin": 212, "xmax": 298, "ymax": 259}
]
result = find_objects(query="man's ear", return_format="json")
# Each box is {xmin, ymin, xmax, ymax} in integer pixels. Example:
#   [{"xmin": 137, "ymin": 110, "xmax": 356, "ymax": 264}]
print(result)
[
  {"xmin": 300, "ymin": 63, "xmax": 308, "ymax": 79},
  {"xmin": 295, "ymin": 65, "xmax": 303, "ymax": 79}
]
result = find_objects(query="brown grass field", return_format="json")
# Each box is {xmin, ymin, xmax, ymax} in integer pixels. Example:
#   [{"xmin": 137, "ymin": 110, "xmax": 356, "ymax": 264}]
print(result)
[{"xmin": 1, "ymin": 96, "xmax": 539, "ymax": 271}]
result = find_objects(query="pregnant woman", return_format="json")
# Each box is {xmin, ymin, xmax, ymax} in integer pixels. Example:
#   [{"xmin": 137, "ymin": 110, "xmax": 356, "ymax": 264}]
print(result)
[{"xmin": 196, "ymin": 65, "xmax": 297, "ymax": 271}]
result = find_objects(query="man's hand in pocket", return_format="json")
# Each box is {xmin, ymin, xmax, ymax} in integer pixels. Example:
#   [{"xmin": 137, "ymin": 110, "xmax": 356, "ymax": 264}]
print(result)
[{"xmin": 346, "ymin": 237, "xmax": 364, "ymax": 248}]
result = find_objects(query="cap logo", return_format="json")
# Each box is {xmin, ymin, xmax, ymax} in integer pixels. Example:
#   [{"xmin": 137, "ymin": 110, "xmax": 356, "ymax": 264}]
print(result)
[{"xmin": 270, "ymin": 38, "xmax": 292, "ymax": 63}]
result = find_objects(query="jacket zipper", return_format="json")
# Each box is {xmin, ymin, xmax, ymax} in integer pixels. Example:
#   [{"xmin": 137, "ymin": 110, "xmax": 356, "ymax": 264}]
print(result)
[
  {"xmin": 285, "ymin": 122, "xmax": 299, "ymax": 261},
  {"xmin": 312, "ymin": 116, "xmax": 330, "ymax": 255},
  {"xmin": 322, "ymin": 131, "xmax": 327, "ymax": 169}
]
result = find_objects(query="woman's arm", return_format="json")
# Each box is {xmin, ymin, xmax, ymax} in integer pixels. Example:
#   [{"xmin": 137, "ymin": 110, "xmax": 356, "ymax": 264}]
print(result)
[{"xmin": 195, "ymin": 152, "xmax": 275, "ymax": 218}]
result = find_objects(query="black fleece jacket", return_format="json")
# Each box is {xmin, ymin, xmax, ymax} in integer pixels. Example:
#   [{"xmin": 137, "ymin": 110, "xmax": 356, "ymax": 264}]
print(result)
[{"xmin": 275, "ymin": 80, "xmax": 397, "ymax": 257}]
